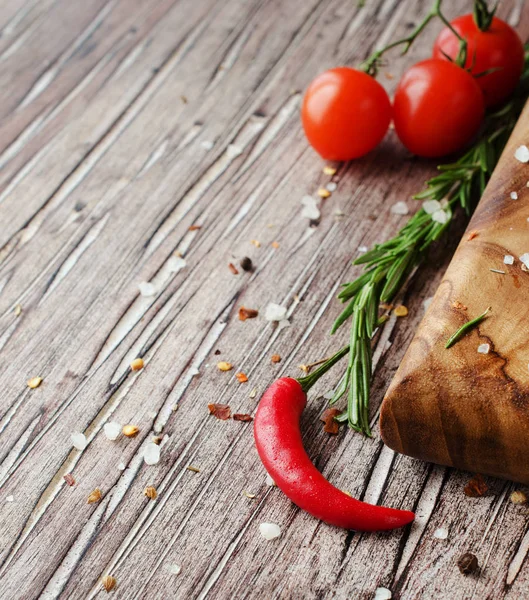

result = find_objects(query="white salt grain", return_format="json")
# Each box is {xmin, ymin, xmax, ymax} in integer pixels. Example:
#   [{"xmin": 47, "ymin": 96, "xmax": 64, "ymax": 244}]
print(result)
[
  {"xmin": 515, "ymin": 145, "xmax": 529, "ymax": 163},
  {"xmin": 374, "ymin": 588, "xmax": 392, "ymax": 600},
  {"xmin": 390, "ymin": 201, "xmax": 409, "ymax": 215},
  {"xmin": 423, "ymin": 199, "xmax": 441, "ymax": 214},
  {"xmin": 323, "ymin": 390, "xmax": 335, "ymax": 400},
  {"xmin": 259, "ymin": 522, "xmax": 281, "ymax": 540},
  {"xmin": 103, "ymin": 422, "xmax": 121, "ymax": 441},
  {"xmin": 226, "ymin": 144, "xmax": 243, "ymax": 159},
  {"xmin": 189, "ymin": 366, "xmax": 200, "ymax": 376},
  {"xmin": 432, "ymin": 210, "xmax": 449, "ymax": 224},
  {"xmin": 138, "ymin": 281, "xmax": 156, "ymax": 297},
  {"xmin": 504, "ymin": 255, "xmax": 515, "ymax": 265},
  {"xmin": 167, "ymin": 256, "xmax": 186, "ymax": 272},
  {"xmin": 5, "ymin": 495, "xmax": 14, "ymax": 503},
  {"xmin": 423, "ymin": 297, "xmax": 434, "ymax": 311},
  {"xmin": 201, "ymin": 140, "xmax": 214, "ymax": 150},
  {"xmin": 326, "ymin": 182, "xmax": 337, "ymax": 192},
  {"xmin": 144, "ymin": 443, "xmax": 161, "ymax": 465},
  {"xmin": 478, "ymin": 343, "xmax": 490, "ymax": 354},
  {"xmin": 433, "ymin": 527, "xmax": 448, "ymax": 540},
  {"xmin": 71, "ymin": 432, "xmax": 87, "ymax": 450},
  {"xmin": 165, "ymin": 564, "xmax": 181, "ymax": 576},
  {"xmin": 520, "ymin": 253, "xmax": 529, "ymax": 268},
  {"xmin": 118, "ymin": 462, "xmax": 126, "ymax": 471},
  {"xmin": 265, "ymin": 303, "xmax": 287, "ymax": 322},
  {"xmin": 511, "ymin": 191, "xmax": 519, "ymax": 200},
  {"xmin": 278, "ymin": 319, "xmax": 291, "ymax": 330},
  {"xmin": 266, "ymin": 473, "xmax": 276, "ymax": 487},
  {"xmin": 358, "ymin": 246, "xmax": 368, "ymax": 253}
]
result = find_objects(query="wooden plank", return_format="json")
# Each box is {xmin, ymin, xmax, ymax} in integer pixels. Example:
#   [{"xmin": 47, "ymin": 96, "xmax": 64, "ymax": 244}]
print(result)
[{"xmin": 0, "ymin": 0, "xmax": 527, "ymax": 598}]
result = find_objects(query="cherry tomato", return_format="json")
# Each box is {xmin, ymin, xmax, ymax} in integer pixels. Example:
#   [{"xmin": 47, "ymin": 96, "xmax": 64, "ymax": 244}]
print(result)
[
  {"xmin": 433, "ymin": 14, "xmax": 524, "ymax": 107},
  {"xmin": 301, "ymin": 67, "xmax": 391, "ymax": 161},
  {"xmin": 393, "ymin": 59, "xmax": 485, "ymax": 158}
]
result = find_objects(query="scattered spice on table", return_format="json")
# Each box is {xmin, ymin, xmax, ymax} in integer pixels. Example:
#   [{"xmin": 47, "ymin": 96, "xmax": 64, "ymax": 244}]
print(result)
[
  {"xmin": 243, "ymin": 490, "xmax": 256, "ymax": 499},
  {"xmin": 510, "ymin": 490, "xmax": 527, "ymax": 504},
  {"xmin": 317, "ymin": 187, "xmax": 331, "ymax": 199},
  {"xmin": 235, "ymin": 372, "xmax": 248, "ymax": 383},
  {"xmin": 464, "ymin": 474, "xmax": 488, "ymax": 497},
  {"xmin": 122, "ymin": 424, "xmax": 140, "ymax": 438},
  {"xmin": 452, "ymin": 301, "xmax": 467, "ymax": 311},
  {"xmin": 393, "ymin": 305, "xmax": 408, "ymax": 317},
  {"xmin": 239, "ymin": 256, "xmax": 253, "ymax": 272},
  {"xmin": 143, "ymin": 443, "xmax": 161, "ymax": 465},
  {"xmin": 271, "ymin": 241, "xmax": 280, "ymax": 249},
  {"xmin": 27, "ymin": 376, "xmax": 43, "ymax": 389},
  {"xmin": 152, "ymin": 435, "xmax": 163, "ymax": 445},
  {"xmin": 217, "ymin": 361, "xmax": 233, "ymax": 372},
  {"xmin": 250, "ymin": 239, "xmax": 261, "ymax": 248},
  {"xmin": 433, "ymin": 527, "xmax": 448, "ymax": 540},
  {"xmin": 233, "ymin": 413, "xmax": 253, "ymax": 422},
  {"xmin": 249, "ymin": 388, "xmax": 257, "ymax": 399},
  {"xmin": 187, "ymin": 465, "xmax": 201, "ymax": 473},
  {"xmin": 14, "ymin": 304, "xmax": 22, "ymax": 316},
  {"xmin": 104, "ymin": 422, "xmax": 121, "ymax": 441},
  {"xmin": 323, "ymin": 166, "xmax": 336, "ymax": 175},
  {"xmin": 238, "ymin": 306, "xmax": 259, "ymax": 321},
  {"xmin": 228, "ymin": 262, "xmax": 239, "ymax": 275},
  {"xmin": 87, "ymin": 488, "xmax": 102, "ymax": 504},
  {"xmin": 467, "ymin": 231, "xmax": 479, "ymax": 240},
  {"xmin": 208, "ymin": 403, "xmax": 231, "ymax": 420},
  {"xmin": 71, "ymin": 432, "xmax": 87, "ymax": 450},
  {"xmin": 271, "ymin": 354, "xmax": 281, "ymax": 363},
  {"xmin": 259, "ymin": 522, "xmax": 281, "ymax": 540},
  {"xmin": 188, "ymin": 224, "xmax": 201, "ymax": 231},
  {"xmin": 457, "ymin": 552, "xmax": 479, "ymax": 575},
  {"xmin": 64, "ymin": 474, "xmax": 76, "ymax": 486},
  {"xmin": 144, "ymin": 486, "xmax": 157, "ymax": 500},
  {"xmin": 130, "ymin": 358, "xmax": 144, "ymax": 371},
  {"xmin": 101, "ymin": 575, "xmax": 116, "ymax": 592},
  {"xmin": 320, "ymin": 408, "xmax": 341, "ymax": 434}
]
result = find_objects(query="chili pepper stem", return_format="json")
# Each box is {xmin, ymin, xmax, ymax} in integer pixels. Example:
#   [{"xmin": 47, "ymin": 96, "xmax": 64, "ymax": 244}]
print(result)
[{"xmin": 297, "ymin": 345, "xmax": 350, "ymax": 394}]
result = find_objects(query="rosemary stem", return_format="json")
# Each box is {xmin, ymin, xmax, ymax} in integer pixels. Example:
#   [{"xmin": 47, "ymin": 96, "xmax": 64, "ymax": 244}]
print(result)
[
  {"xmin": 297, "ymin": 345, "xmax": 350, "ymax": 393},
  {"xmin": 445, "ymin": 307, "xmax": 492, "ymax": 349}
]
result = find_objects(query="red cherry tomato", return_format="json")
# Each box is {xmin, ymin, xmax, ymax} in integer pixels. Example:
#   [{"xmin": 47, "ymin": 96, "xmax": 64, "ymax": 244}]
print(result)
[
  {"xmin": 433, "ymin": 14, "xmax": 524, "ymax": 107},
  {"xmin": 393, "ymin": 59, "xmax": 485, "ymax": 158},
  {"xmin": 301, "ymin": 67, "xmax": 391, "ymax": 161}
]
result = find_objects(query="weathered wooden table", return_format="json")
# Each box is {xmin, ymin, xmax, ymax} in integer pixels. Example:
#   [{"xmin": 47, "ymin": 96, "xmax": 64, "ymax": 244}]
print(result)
[{"xmin": 0, "ymin": 1, "xmax": 528, "ymax": 598}]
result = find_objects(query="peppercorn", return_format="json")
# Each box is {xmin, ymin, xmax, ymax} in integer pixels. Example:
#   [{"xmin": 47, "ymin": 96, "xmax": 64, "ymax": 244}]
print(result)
[
  {"xmin": 457, "ymin": 552, "xmax": 479, "ymax": 575},
  {"xmin": 239, "ymin": 256, "xmax": 253, "ymax": 272}
]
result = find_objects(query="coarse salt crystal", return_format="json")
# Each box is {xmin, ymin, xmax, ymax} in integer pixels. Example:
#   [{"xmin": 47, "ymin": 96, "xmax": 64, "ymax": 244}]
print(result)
[
  {"xmin": 478, "ymin": 343, "xmax": 490, "ymax": 354},
  {"xmin": 423, "ymin": 297, "xmax": 434, "ymax": 311},
  {"xmin": 423, "ymin": 199, "xmax": 441, "ymax": 214},
  {"xmin": 259, "ymin": 522, "xmax": 281, "ymax": 540},
  {"xmin": 504, "ymin": 255, "xmax": 515, "ymax": 265},
  {"xmin": 515, "ymin": 145, "xmax": 529, "ymax": 163},
  {"xmin": 520, "ymin": 253, "xmax": 529, "ymax": 268},
  {"xmin": 278, "ymin": 319, "xmax": 290, "ymax": 330},
  {"xmin": 71, "ymin": 432, "xmax": 87, "ymax": 450},
  {"xmin": 167, "ymin": 256, "xmax": 186, "ymax": 272},
  {"xmin": 189, "ymin": 366, "xmax": 200, "ymax": 376},
  {"xmin": 323, "ymin": 390, "xmax": 335, "ymax": 400},
  {"xmin": 374, "ymin": 588, "xmax": 392, "ymax": 600},
  {"xmin": 265, "ymin": 303, "xmax": 287, "ymax": 322},
  {"xmin": 300, "ymin": 196, "xmax": 321, "ymax": 220},
  {"xmin": 118, "ymin": 462, "xmax": 126, "ymax": 471},
  {"xmin": 358, "ymin": 246, "xmax": 368, "ymax": 253},
  {"xmin": 390, "ymin": 201, "xmax": 408, "ymax": 215},
  {"xmin": 432, "ymin": 210, "xmax": 449, "ymax": 224},
  {"xmin": 144, "ymin": 443, "xmax": 161, "ymax": 465},
  {"xmin": 5, "ymin": 495, "xmax": 14, "ymax": 503},
  {"xmin": 326, "ymin": 182, "xmax": 337, "ymax": 192},
  {"xmin": 201, "ymin": 140, "xmax": 214, "ymax": 150},
  {"xmin": 433, "ymin": 527, "xmax": 448, "ymax": 540},
  {"xmin": 138, "ymin": 281, "xmax": 156, "ymax": 297},
  {"xmin": 165, "ymin": 564, "xmax": 181, "ymax": 575},
  {"xmin": 226, "ymin": 144, "xmax": 243, "ymax": 159},
  {"xmin": 266, "ymin": 473, "xmax": 276, "ymax": 487},
  {"xmin": 511, "ymin": 192, "xmax": 519, "ymax": 200},
  {"xmin": 104, "ymin": 422, "xmax": 121, "ymax": 441}
]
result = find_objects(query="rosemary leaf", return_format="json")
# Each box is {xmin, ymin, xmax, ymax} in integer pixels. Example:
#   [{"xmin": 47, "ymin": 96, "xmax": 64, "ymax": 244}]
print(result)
[{"xmin": 445, "ymin": 307, "xmax": 492, "ymax": 349}]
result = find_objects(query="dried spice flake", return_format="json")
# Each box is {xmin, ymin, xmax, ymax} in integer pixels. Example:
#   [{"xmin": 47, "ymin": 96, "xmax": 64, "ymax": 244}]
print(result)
[
  {"xmin": 64, "ymin": 474, "xmax": 76, "ymax": 486},
  {"xmin": 130, "ymin": 358, "xmax": 144, "ymax": 371},
  {"xmin": 236, "ymin": 372, "xmax": 248, "ymax": 383},
  {"xmin": 510, "ymin": 490, "xmax": 527, "ymax": 504},
  {"xmin": 457, "ymin": 552, "xmax": 479, "ymax": 575},
  {"xmin": 14, "ymin": 304, "xmax": 22, "ymax": 316},
  {"xmin": 208, "ymin": 403, "xmax": 231, "ymax": 420},
  {"xmin": 464, "ymin": 474, "xmax": 488, "ymax": 497},
  {"xmin": 452, "ymin": 301, "xmax": 468, "ymax": 311},
  {"xmin": 317, "ymin": 187, "xmax": 331, "ymax": 199},
  {"xmin": 243, "ymin": 490, "xmax": 256, "ymax": 499},
  {"xmin": 189, "ymin": 224, "xmax": 201, "ymax": 231},
  {"xmin": 271, "ymin": 354, "xmax": 281, "ymax": 363},
  {"xmin": 320, "ymin": 408, "xmax": 341, "ymax": 435},
  {"xmin": 187, "ymin": 465, "xmax": 201, "ymax": 473},
  {"xmin": 238, "ymin": 306, "xmax": 259, "ymax": 321},
  {"xmin": 323, "ymin": 166, "xmax": 337, "ymax": 176},
  {"xmin": 102, "ymin": 575, "xmax": 116, "ymax": 592},
  {"xmin": 467, "ymin": 231, "xmax": 479, "ymax": 241},
  {"xmin": 27, "ymin": 376, "xmax": 43, "ymax": 389},
  {"xmin": 144, "ymin": 486, "xmax": 157, "ymax": 500},
  {"xmin": 249, "ymin": 387, "xmax": 257, "ymax": 399},
  {"xmin": 122, "ymin": 424, "xmax": 140, "ymax": 438},
  {"xmin": 250, "ymin": 239, "xmax": 261, "ymax": 248},
  {"xmin": 271, "ymin": 241, "xmax": 280, "ymax": 249},
  {"xmin": 233, "ymin": 413, "xmax": 253, "ymax": 422},
  {"xmin": 239, "ymin": 256, "xmax": 253, "ymax": 272},
  {"xmin": 228, "ymin": 262, "xmax": 239, "ymax": 275},
  {"xmin": 87, "ymin": 488, "xmax": 102, "ymax": 504},
  {"xmin": 217, "ymin": 361, "xmax": 233, "ymax": 372},
  {"xmin": 393, "ymin": 305, "xmax": 408, "ymax": 317}
]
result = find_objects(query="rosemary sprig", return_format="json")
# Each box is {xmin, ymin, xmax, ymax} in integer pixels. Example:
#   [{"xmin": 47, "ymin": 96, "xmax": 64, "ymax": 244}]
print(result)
[
  {"xmin": 330, "ymin": 46, "xmax": 529, "ymax": 436},
  {"xmin": 445, "ymin": 307, "xmax": 491, "ymax": 349}
]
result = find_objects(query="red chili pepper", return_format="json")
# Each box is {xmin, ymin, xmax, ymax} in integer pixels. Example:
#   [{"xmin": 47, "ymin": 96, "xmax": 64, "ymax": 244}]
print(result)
[{"xmin": 254, "ymin": 377, "xmax": 415, "ymax": 532}]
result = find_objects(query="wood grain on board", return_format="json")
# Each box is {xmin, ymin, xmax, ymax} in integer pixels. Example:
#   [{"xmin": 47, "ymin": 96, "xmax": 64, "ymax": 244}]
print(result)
[
  {"xmin": 381, "ymin": 99, "xmax": 529, "ymax": 486},
  {"xmin": 0, "ymin": 1, "xmax": 527, "ymax": 599}
]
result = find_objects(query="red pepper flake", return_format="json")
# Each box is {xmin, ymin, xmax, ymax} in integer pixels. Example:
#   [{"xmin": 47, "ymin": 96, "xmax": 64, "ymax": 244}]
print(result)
[
  {"xmin": 452, "ymin": 301, "xmax": 468, "ymax": 311},
  {"xmin": 467, "ymin": 231, "xmax": 479, "ymax": 241},
  {"xmin": 271, "ymin": 241, "xmax": 280, "ymax": 249},
  {"xmin": 238, "ymin": 306, "xmax": 259, "ymax": 321},
  {"xmin": 236, "ymin": 372, "xmax": 248, "ymax": 383},
  {"xmin": 320, "ymin": 408, "xmax": 341, "ymax": 435},
  {"xmin": 228, "ymin": 263, "xmax": 239, "ymax": 275},
  {"xmin": 189, "ymin": 224, "xmax": 201, "ymax": 231},
  {"xmin": 208, "ymin": 403, "xmax": 231, "ymax": 420},
  {"xmin": 64, "ymin": 474, "xmax": 76, "ymax": 486},
  {"xmin": 271, "ymin": 354, "xmax": 281, "ymax": 363},
  {"xmin": 464, "ymin": 474, "xmax": 488, "ymax": 497},
  {"xmin": 233, "ymin": 413, "xmax": 253, "ymax": 422}
]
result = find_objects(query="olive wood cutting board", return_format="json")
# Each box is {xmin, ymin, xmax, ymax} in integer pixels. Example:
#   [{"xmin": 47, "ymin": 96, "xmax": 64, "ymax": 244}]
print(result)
[{"xmin": 381, "ymin": 99, "xmax": 529, "ymax": 485}]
